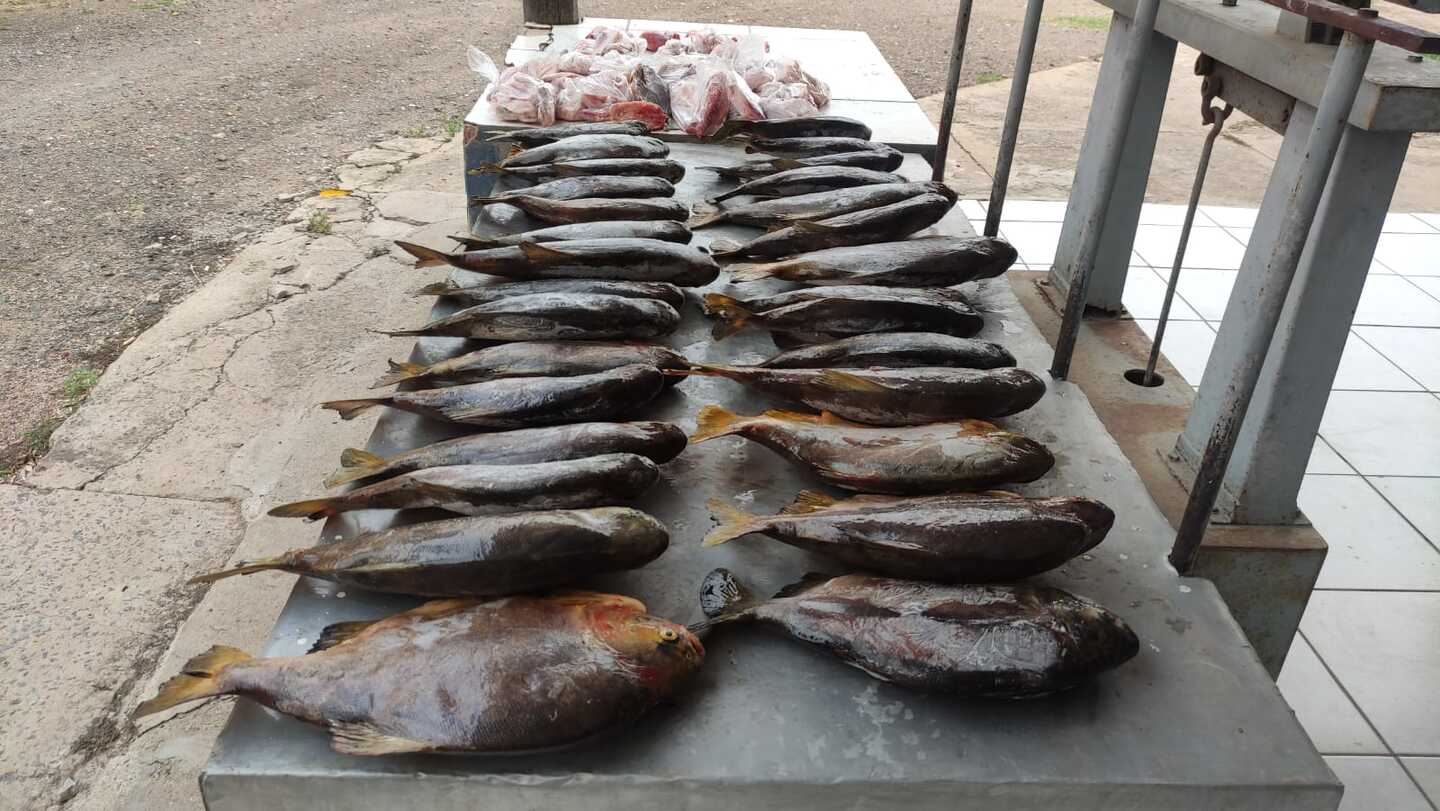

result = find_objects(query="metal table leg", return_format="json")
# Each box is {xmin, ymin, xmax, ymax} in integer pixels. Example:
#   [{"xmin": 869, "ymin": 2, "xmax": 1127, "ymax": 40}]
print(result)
[
  {"xmin": 932, "ymin": 0, "xmax": 976, "ymax": 182},
  {"xmin": 984, "ymin": 0, "xmax": 1046, "ymax": 238}
]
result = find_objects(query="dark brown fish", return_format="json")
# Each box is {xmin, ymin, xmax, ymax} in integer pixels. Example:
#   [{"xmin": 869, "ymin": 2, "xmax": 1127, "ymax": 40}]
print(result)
[
  {"xmin": 448, "ymin": 220, "xmax": 693, "ymax": 250},
  {"xmin": 717, "ymin": 115, "xmax": 874, "ymax": 140},
  {"xmin": 134, "ymin": 593, "xmax": 704, "ymax": 754},
  {"xmin": 485, "ymin": 121, "xmax": 652, "ymax": 146},
  {"xmin": 710, "ymin": 166, "xmax": 907, "ymax": 202},
  {"xmin": 476, "ymin": 158, "xmax": 687, "ymax": 183},
  {"xmin": 412, "ymin": 278, "xmax": 686, "ymax": 309},
  {"xmin": 697, "ymin": 569, "xmax": 1136, "ymax": 698},
  {"xmin": 471, "ymin": 195, "xmax": 691, "ymax": 224},
  {"xmin": 724, "ymin": 285, "xmax": 969, "ymax": 311},
  {"xmin": 476, "ymin": 175, "xmax": 675, "ymax": 202},
  {"xmin": 395, "ymin": 239, "xmax": 719, "ymax": 286},
  {"xmin": 690, "ymin": 406, "xmax": 1053, "ymax": 493},
  {"xmin": 673, "ymin": 364, "xmax": 1046, "ymax": 423},
  {"xmin": 744, "ymin": 137, "xmax": 878, "ymax": 157},
  {"xmin": 321, "ymin": 363, "xmax": 665, "ymax": 427},
  {"xmin": 375, "ymin": 341, "xmax": 691, "ymax": 388},
  {"xmin": 688, "ymin": 181, "xmax": 953, "ymax": 230},
  {"xmin": 710, "ymin": 193, "xmax": 955, "ymax": 259},
  {"xmin": 700, "ymin": 147, "xmax": 904, "ymax": 181},
  {"xmin": 757, "ymin": 333, "xmax": 1016, "ymax": 370},
  {"xmin": 498, "ymin": 134, "xmax": 669, "ymax": 167},
  {"xmin": 727, "ymin": 236, "xmax": 1018, "ymax": 286},
  {"xmin": 381, "ymin": 293, "xmax": 680, "ymax": 342},
  {"xmin": 194, "ymin": 507, "xmax": 670, "ymax": 596},
  {"xmin": 324, "ymin": 421, "xmax": 687, "ymax": 487},
  {"xmin": 702, "ymin": 292, "xmax": 982, "ymax": 342}
]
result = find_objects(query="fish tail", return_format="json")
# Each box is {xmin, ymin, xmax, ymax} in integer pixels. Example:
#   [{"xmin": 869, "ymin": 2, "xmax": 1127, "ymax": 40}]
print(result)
[
  {"xmin": 187, "ymin": 558, "xmax": 286, "ymax": 585},
  {"xmin": 702, "ymin": 498, "xmax": 763, "ymax": 547},
  {"xmin": 685, "ymin": 200, "xmax": 726, "ymax": 229},
  {"xmin": 702, "ymin": 293, "xmax": 755, "ymax": 341},
  {"xmin": 449, "ymin": 233, "xmax": 500, "ymax": 250},
  {"xmin": 690, "ymin": 567, "xmax": 760, "ymax": 631},
  {"xmin": 267, "ymin": 498, "xmax": 340, "ymax": 521},
  {"xmin": 372, "ymin": 359, "xmax": 429, "ymax": 389},
  {"xmin": 320, "ymin": 398, "xmax": 386, "ymax": 420},
  {"xmin": 133, "ymin": 645, "xmax": 251, "ymax": 718},
  {"xmin": 708, "ymin": 238, "xmax": 744, "ymax": 257},
  {"xmin": 690, "ymin": 404, "xmax": 749, "ymax": 443},
  {"xmin": 410, "ymin": 280, "xmax": 457, "ymax": 297},
  {"xmin": 709, "ymin": 188, "xmax": 742, "ymax": 203},
  {"xmin": 474, "ymin": 162, "xmax": 508, "ymax": 175},
  {"xmin": 392, "ymin": 240, "xmax": 455, "ymax": 269},
  {"xmin": 725, "ymin": 261, "xmax": 778, "ymax": 283},
  {"xmin": 323, "ymin": 448, "xmax": 390, "ymax": 488}
]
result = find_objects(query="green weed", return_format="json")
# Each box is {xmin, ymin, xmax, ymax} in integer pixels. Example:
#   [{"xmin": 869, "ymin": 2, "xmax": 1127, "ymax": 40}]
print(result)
[
  {"xmin": 132, "ymin": 0, "xmax": 184, "ymax": 12},
  {"xmin": 62, "ymin": 368, "xmax": 100, "ymax": 408},
  {"xmin": 23, "ymin": 418, "xmax": 58, "ymax": 455},
  {"xmin": 443, "ymin": 116, "xmax": 464, "ymax": 138},
  {"xmin": 405, "ymin": 123, "xmax": 432, "ymax": 138},
  {"xmin": 977, "ymin": 71, "xmax": 1006, "ymax": 84},
  {"xmin": 306, "ymin": 209, "xmax": 332, "ymax": 235},
  {"xmin": 1425, "ymin": 53, "xmax": 1439, "ymax": 63},
  {"xmin": 1051, "ymin": 14, "xmax": 1109, "ymax": 31}
]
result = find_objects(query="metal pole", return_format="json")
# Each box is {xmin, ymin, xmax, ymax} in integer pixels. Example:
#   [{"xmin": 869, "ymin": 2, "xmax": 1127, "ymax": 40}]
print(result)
[
  {"xmin": 1169, "ymin": 24, "xmax": 1376, "ymax": 572},
  {"xmin": 931, "ymin": 0, "xmax": 976, "ymax": 182},
  {"xmin": 984, "ymin": 0, "xmax": 1046, "ymax": 237},
  {"xmin": 1048, "ymin": 0, "xmax": 1162, "ymax": 380}
]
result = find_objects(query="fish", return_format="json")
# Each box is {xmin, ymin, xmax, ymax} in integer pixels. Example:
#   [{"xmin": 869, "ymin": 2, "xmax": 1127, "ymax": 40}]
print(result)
[
  {"xmin": 496, "ymin": 134, "xmax": 669, "ymax": 168},
  {"xmin": 411, "ymin": 278, "xmax": 686, "ymax": 310},
  {"xmin": 267, "ymin": 453, "xmax": 659, "ymax": 520},
  {"xmin": 630, "ymin": 64, "xmax": 672, "ymax": 117},
  {"xmin": 321, "ymin": 363, "xmax": 665, "ymax": 427},
  {"xmin": 323, "ymin": 421, "xmax": 687, "ymax": 487},
  {"xmin": 448, "ymin": 220, "xmax": 692, "ymax": 250},
  {"xmin": 475, "ymin": 175, "xmax": 675, "ymax": 202},
  {"xmin": 690, "ymin": 406, "xmax": 1053, "ymax": 493},
  {"xmin": 475, "ymin": 158, "xmax": 688, "ymax": 183},
  {"xmin": 727, "ymin": 236, "xmax": 1019, "ymax": 286},
  {"xmin": 696, "ymin": 569, "xmax": 1136, "ymax": 698},
  {"xmin": 756, "ymin": 333, "xmax": 1016, "ymax": 370},
  {"xmin": 716, "ymin": 115, "xmax": 874, "ymax": 140},
  {"xmin": 484, "ymin": 121, "xmax": 652, "ymax": 146},
  {"xmin": 193, "ymin": 507, "xmax": 670, "ymax": 597},
  {"xmin": 469, "ymin": 195, "xmax": 691, "ymax": 225},
  {"xmin": 670, "ymin": 365, "xmax": 1047, "ymax": 423},
  {"xmin": 688, "ymin": 181, "xmax": 954, "ymax": 230},
  {"xmin": 395, "ymin": 239, "xmax": 719, "ymax": 287},
  {"xmin": 744, "ymin": 137, "xmax": 878, "ymax": 157},
  {"xmin": 600, "ymin": 100, "xmax": 667, "ymax": 131},
  {"xmin": 718, "ymin": 285, "xmax": 970, "ymax": 312},
  {"xmin": 381, "ymin": 293, "xmax": 680, "ymax": 342},
  {"xmin": 710, "ymin": 193, "xmax": 955, "ymax": 259},
  {"xmin": 702, "ymin": 292, "xmax": 983, "ymax": 342},
  {"xmin": 134, "ymin": 592, "xmax": 704, "ymax": 754},
  {"xmin": 374, "ymin": 341, "xmax": 691, "ymax": 388},
  {"xmin": 700, "ymin": 147, "xmax": 904, "ymax": 181},
  {"xmin": 710, "ymin": 166, "xmax": 907, "ymax": 203}
]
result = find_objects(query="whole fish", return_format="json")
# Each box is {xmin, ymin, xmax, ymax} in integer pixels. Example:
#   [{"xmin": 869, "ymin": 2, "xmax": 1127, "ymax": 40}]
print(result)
[
  {"xmin": 321, "ymin": 363, "xmax": 664, "ymax": 427},
  {"xmin": 476, "ymin": 175, "xmax": 675, "ymax": 202},
  {"xmin": 744, "ymin": 137, "xmax": 878, "ymax": 157},
  {"xmin": 192, "ymin": 507, "xmax": 670, "ymax": 597},
  {"xmin": 497, "ymin": 134, "xmax": 669, "ymax": 168},
  {"xmin": 758, "ymin": 333, "xmax": 1016, "ymax": 370},
  {"xmin": 721, "ymin": 285, "xmax": 969, "ymax": 312},
  {"xmin": 717, "ymin": 115, "xmax": 874, "ymax": 140},
  {"xmin": 710, "ymin": 193, "xmax": 955, "ymax": 259},
  {"xmin": 701, "ymin": 147, "xmax": 904, "ymax": 181},
  {"xmin": 697, "ymin": 569, "xmax": 1136, "ymax": 698},
  {"xmin": 374, "ymin": 341, "xmax": 691, "ymax": 388},
  {"xmin": 710, "ymin": 166, "xmax": 907, "ymax": 203},
  {"xmin": 395, "ymin": 239, "xmax": 719, "ymax": 287},
  {"xmin": 688, "ymin": 181, "xmax": 953, "ymax": 230},
  {"xmin": 448, "ymin": 220, "xmax": 692, "ymax": 250},
  {"xmin": 381, "ymin": 293, "xmax": 680, "ymax": 342},
  {"xmin": 484, "ymin": 121, "xmax": 651, "ymax": 146},
  {"xmin": 134, "ymin": 593, "xmax": 704, "ymax": 754},
  {"xmin": 704, "ymin": 490, "xmax": 1110, "ymax": 581},
  {"xmin": 477, "ymin": 158, "xmax": 687, "ymax": 183},
  {"xmin": 672, "ymin": 364, "xmax": 1046, "ymax": 423},
  {"xmin": 470, "ymin": 195, "xmax": 691, "ymax": 224},
  {"xmin": 728, "ymin": 236, "xmax": 1018, "ymax": 286},
  {"xmin": 412, "ymin": 278, "xmax": 686, "ymax": 310},
  {"xmin": 267, "ymin": 453, "xmax": 658, "ymax": 520},
  {"xmin": 324, "ymin": 421, "xmax": 687, "ymax": 487},
  {"xmin": 703, "ymin": 292, "xmax": 982, "ymax": 341},
  {"xmin": 690, "ymin": 406, "xmax": 1053, "ymax": 493},
  {"xmin": 630, "ymin": 64, "xmax": 673, "ymax": 117}
]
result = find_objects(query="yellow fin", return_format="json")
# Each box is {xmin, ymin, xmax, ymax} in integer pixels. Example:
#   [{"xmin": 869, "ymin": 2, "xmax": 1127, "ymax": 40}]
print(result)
[
  {"xmin": 703, "ymin": 498, "xmax": 764, "ymax": 547},
  {"xmin": 324, "ymin": 448, "xmax": 389, "ymax": 488},
  {"xmin": 309, "ymin": 620, "xmax": 378, "ymax": 654},
  {"xmin": 780, "ymin": 490, "xmax": 837, "ymax": 515},
  {"xmin": 133, "ymin": 646, "xmax": 251, "ymax": 718},
  {"xmin": 372, "ymin": 359, "xmax": 429, "ymax": 389},
  {"xmin": 188, "ymin": 558, "xmax": 286, "ymax": 585},
  {"xmin": 702, "ymin": 293, "xmax": 754, "ymax": 341},
  {"xmin": 267, "ymin": 498, "xmax": 338, "ymax": 521},
  {"xmin": 328, "ymin": 722, "xmax": 431, "ymax": 756},
  {"xmin": 519, "ymin": 241, "xmax": 576, "ymax": 262},
  {"xmin": 690, "ymin": 404, "xmax": 747, "ymax": 443},
  {"xmin": 760, "ymin": 409, "xmax": 824, "ymax": 425},
  {"xmin": 393, "ymin": 240, "xmax": 454, "ymax": 269},
  {"xmin": 818, "ymin": 410, "xmax": 869, "ymax": 427},
  {"xmin": 320, "ymin": 398, "xmax": 386, "ymax": 420},
  {"xmin": 813, "ymin": 369, "xmax": 888, "ymax": 394}
]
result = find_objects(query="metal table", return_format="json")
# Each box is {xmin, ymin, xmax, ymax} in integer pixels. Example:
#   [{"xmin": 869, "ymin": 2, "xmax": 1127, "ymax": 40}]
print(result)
[{"xmin": 202, "ymin": 144, "xmax": 1339, "ymax": 810}]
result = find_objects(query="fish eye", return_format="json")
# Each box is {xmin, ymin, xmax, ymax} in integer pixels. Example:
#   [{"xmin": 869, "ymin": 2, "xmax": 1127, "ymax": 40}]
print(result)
[{"xmin": 659, "ymin": 628, "xmax": 679, "ymax": 643}]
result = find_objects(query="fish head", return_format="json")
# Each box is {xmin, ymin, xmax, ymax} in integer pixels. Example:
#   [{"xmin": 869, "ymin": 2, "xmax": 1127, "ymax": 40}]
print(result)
[
  {"xmin": 1052, "ymin": 498, "xmax": 1116, "ymax": 549},
  {"xmin": 924, "ymin": 181, "xmax": 960, "ymax": 204},
  {"xmin": 597, "ymin": 612, "xmax": 706, "ymax": 691}
]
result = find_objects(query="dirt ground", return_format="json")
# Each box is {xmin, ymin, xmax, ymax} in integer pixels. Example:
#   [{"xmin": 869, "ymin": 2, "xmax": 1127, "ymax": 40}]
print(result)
[{"xmin": 0, "ymin": 0, "xmax": 1107, "ymax": 471}]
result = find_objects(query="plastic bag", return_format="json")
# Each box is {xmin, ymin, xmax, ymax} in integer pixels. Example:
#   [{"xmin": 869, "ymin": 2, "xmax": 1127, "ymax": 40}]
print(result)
[
  {"xmin": 758, "ymin": 81, "xmax": 820, "ymax": 120},
  {"xmin": 468, "ymin": 46, "xmax": 500, "ymax": 87},
  {"xmin": 669, "ymin": 59, "xmax": 732, "ymax": 137}
]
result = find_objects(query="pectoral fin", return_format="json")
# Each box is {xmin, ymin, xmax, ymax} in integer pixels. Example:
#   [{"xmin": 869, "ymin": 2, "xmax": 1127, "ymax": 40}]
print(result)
[
  {"xmin": 813, "ymin": 370, "xmax": 889, "ymax": 394},
  {"xmin": 309, "ymin": 620, "xmax": 379, "ymax": 654},
  {"xmin": 329, "ymin": 721, "xmax": 432, "ymax": 756},
  {"xmin": 519, "ymin": 241, "xmax": 579, "ymax": 262}
]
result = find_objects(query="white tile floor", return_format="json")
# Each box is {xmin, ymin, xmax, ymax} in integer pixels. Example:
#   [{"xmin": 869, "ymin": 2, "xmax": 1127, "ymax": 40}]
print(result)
[{"xmin": 978, "ymin": 201, "xmax": 1440, "ymax": 810}]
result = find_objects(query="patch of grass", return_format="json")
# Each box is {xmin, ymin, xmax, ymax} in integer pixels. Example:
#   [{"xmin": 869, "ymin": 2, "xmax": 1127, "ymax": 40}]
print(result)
[
  {"xmin": 132, "ymin": 0, "xmax": 184, "ymax": 12},
  {"xmin": 442, "ymin": 116, "xmax": 463, "ymax": 138},
  {"xmin": 1426, "ymin": 53, "xmax": 1439, "ymax": 63},
  {"xmin": 23, "ymin": 418, "xmax": 59, "ymax": 456},
  {"xmin": 306, "ymin": 209, "xmax": 332, "ymax": 235},
  {"xmin": 405, "ymin": 123, "xmax": 432, "ymax": 138},
  {"xmin": 62, "ymin": 368, "xmax": 100, "ymax": 408},
  {"xmin": 976, "ymin": 71, "xmax": 1006, "ymax": 85},
  {"xmin": 1051, "ymin": 14, "xmax": 1109, "ymax": 31}
]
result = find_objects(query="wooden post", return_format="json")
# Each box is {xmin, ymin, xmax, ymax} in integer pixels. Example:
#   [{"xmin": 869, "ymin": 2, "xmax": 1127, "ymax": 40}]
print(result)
[{"xmin": 523, "ymin": 0, "xmax": 580, "ymax": 24}]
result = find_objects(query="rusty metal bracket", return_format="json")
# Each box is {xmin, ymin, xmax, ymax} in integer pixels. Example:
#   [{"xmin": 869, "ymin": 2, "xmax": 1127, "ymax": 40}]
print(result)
[{"xmin": 1260, "ymin": 0, "xmax": 1440, "ymax": 52}]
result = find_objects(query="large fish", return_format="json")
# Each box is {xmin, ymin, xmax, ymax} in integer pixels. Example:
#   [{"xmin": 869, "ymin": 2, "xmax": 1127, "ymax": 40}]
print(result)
[
  {"xmin": 470, "ymin": 195, "xmax": 691, "ymax": 225},
  {"xmin": 381, "ymin": 293, "xmax": 680, "ymax": 342},
  {"xmin": 476, "ymin": 175, "xmax": 675, "ymax": 202},
  {"xmin": 702, "ymin": 292, "xmax": 982, "ymax": 342},
  {"xmin": 484, "ymin": 121, "xmax": 652, "ymax": 146},
  {"xmin": 395, "ymin": 239, "xmax": 719, "ymax": 287},
  {"xmin": 671, "ymin": 364, "xmax": 1046, "ymax": 423},
  {"xmin": 710, "ymin": 193, "xmax": 955, "ymax": 259},
  {"xmin": 269, "ymin": 453, "xmax": 657, "ymax": 520},
  {"xmin": 376, "ymin": 341, "xmax": 691, "ymax": 388},
  {"xmin": 757, "ymin": 333, "xmax": 1016, "ymax": 370},
  {"xmin": 496, "ymin": 134, "xmax": 669, "ymax": 168},
  {"xmin": 192, "ymin": 507, "xmax": 669, "ymax": 597},
  {"xmin": 721, "ymin": 285, "xmax": 969, "ymax": 312},
  {"xmin": 717, "ymin": 115, "xmax": 874, "ymax": 140},
  {"xmin": 476, "ymin": 158, "xmax": 687, "ymax": 183},
  {"xmin": 321, "ymin": 363, "xmax": 664, "ymax": 427},
  {"xmin": 448, "ymin": 220, "xmax": 692, "ymax": 250},
  {"xmin": 690, "ymin": 406, "xmax": 1053, "ymax": 493},
  {"xmin": 324, "ymin": 421, "xmax": 687, "ymax": 487},
  {"xmin": 134, "ymin": 593, "xmax": 704, "ymax": 754},
  {"xmin": 412, "ymin": 278, "xmax": 686, "ymax": 309},
  {"xmin": 727, "ymin": 236, "xmax": 1018, "ymax": 286},
  {"xmin": 744, "ymin": 136, "xmax": 877, "ymax": 157},
  {"xmin": 696, "ymin": 569, "xmax": 1136, "ymax": 698},
  {"xmin": 704, "ymin": 490, "xmax": 1107, "ymax": 581},
  {"xmin": 700, "ymin": 147, "xmax": 904, "ymax": 181},
  {"xmin": 710, "ymin": 166, "xmax": 907, "ymax": 203},
  {"xmin": 688, "ymin": 181, "xmax": 953, "ymax": 230}
]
